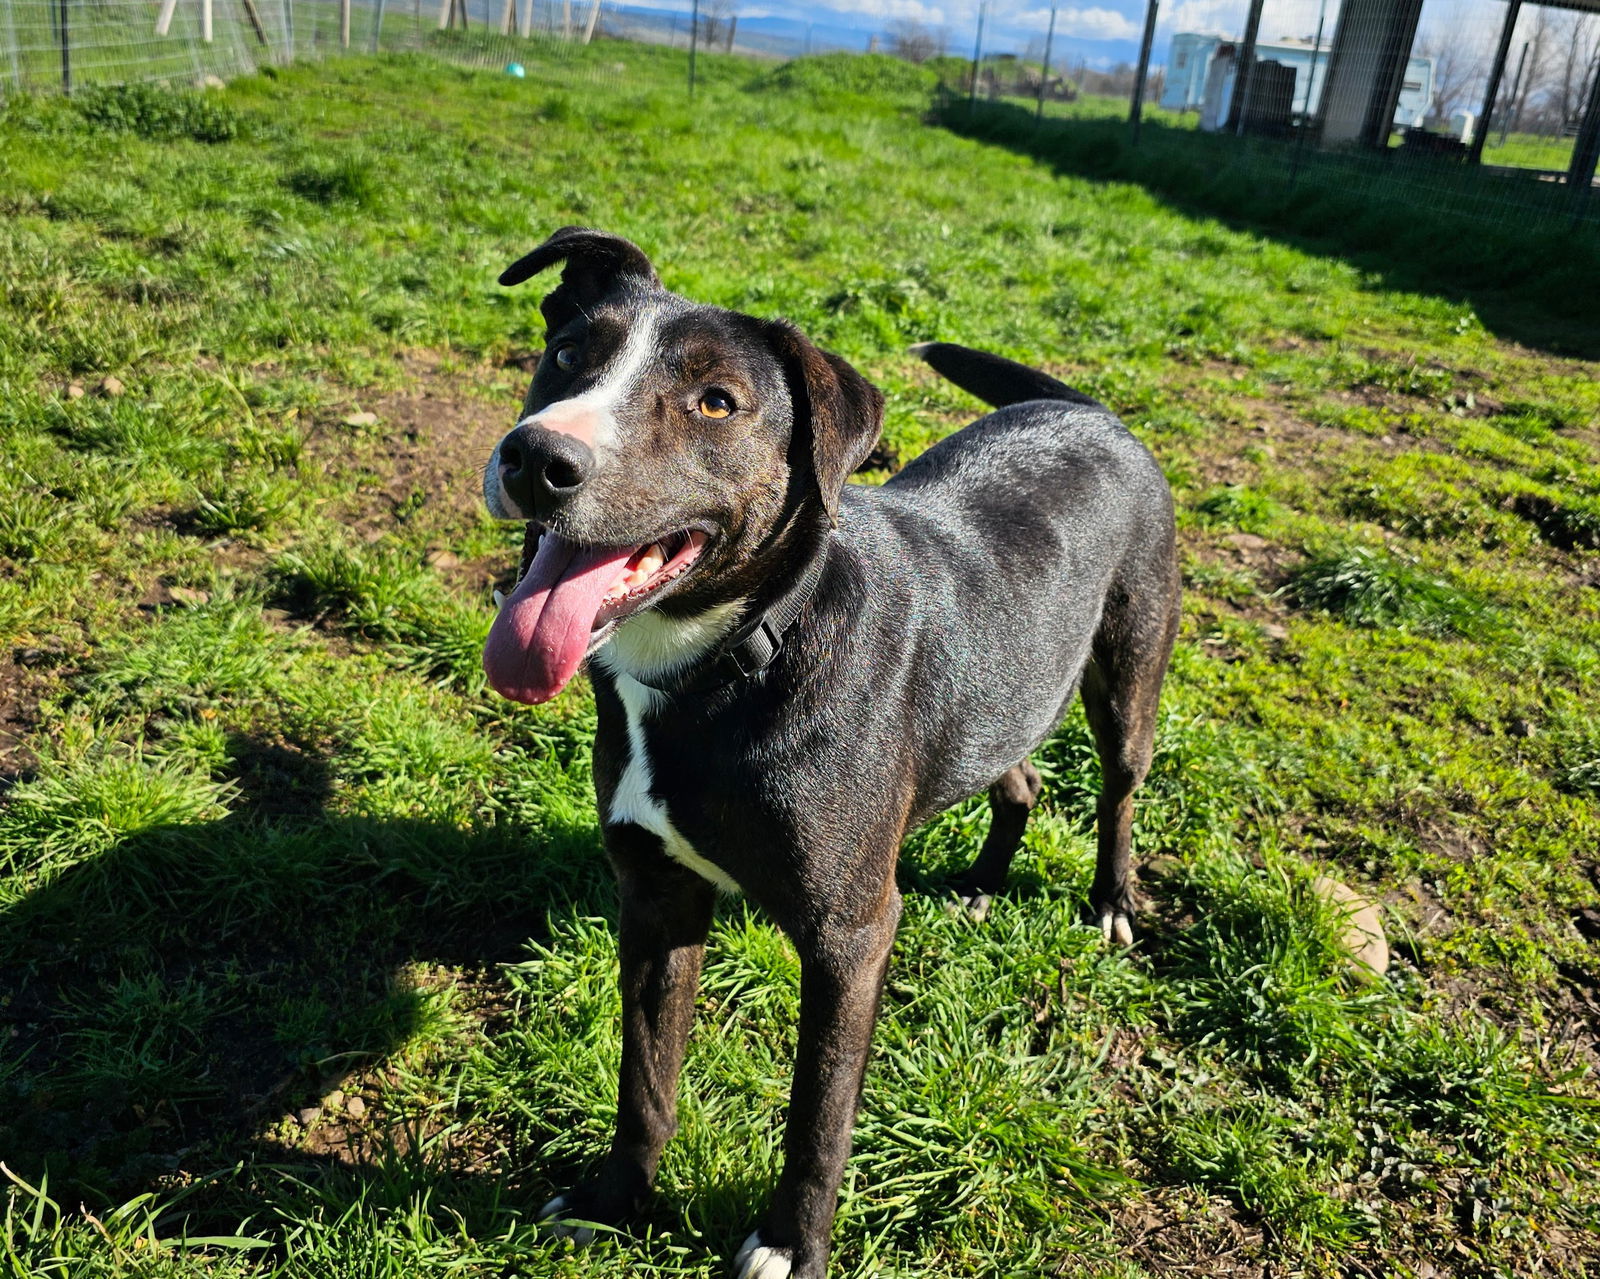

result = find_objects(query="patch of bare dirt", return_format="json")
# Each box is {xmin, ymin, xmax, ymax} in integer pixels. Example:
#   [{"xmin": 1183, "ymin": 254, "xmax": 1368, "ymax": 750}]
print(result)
[
  {"xmin": 252, "ymin": 967, "xmax": 519, "ymax": 1175},
  {"xmin": 304, "ymin": 349, "xmax": 524, "ymax": 543},
  {"xmin": 1, "ymin": 645, "xmax": 72, "ymax": 784},
  {"xmin": 1055, "ymin": 1188, "xmax": 1267, "ymax": 1277}
]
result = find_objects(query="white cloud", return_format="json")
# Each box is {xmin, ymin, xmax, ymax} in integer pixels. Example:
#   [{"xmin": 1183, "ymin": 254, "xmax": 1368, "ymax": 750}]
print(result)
[
  {"xmin": 1161, "ymin": 0, "xmax": 1332, "ymax": 42},
  {"xmin": 1161, "ymin": 0, "xmax": 1243, "ymax": 38},
  {"xmin": 816, "ymin": 0, "xmax": 947, "ymax": 23},
  {"xmin": 1013, "ymin": 4, "xmax": 1138, "ymax": 40}
]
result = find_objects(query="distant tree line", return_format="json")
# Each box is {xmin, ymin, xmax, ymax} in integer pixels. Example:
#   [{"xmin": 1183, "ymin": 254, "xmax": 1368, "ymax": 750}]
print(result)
[
  {"xmin": 1423, "ymin": 8, "xmax": 1600, "ymax": 138},
  {"xmin": 885, "ymin": 19, "xmax": 1169, "ymax": 106}
]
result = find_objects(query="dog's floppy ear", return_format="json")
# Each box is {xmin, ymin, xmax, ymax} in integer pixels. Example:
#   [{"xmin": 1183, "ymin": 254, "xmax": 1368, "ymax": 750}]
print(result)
[
  {"xmin": 498, "ymin": 226, "xmax": 660, "ymax": 297},
  {"xmin": 765, "ymin": 320, "xmax": 885, "ymax": 527}
]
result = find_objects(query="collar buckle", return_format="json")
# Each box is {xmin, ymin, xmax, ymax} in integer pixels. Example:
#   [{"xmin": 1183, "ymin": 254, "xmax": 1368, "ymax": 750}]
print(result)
[{"xmin": 727, "ymin": 617, "xmax": 784, "ymax": 678}]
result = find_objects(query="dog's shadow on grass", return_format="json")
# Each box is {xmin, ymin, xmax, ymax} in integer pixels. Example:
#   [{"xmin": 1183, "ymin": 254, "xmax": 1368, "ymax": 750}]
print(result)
[{"xmin": 0, "ymin": 730, "xmax": 619, "ymax": 1237}]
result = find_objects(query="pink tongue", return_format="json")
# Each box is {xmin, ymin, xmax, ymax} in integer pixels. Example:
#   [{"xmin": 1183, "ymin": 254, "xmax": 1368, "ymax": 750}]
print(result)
[{"xmin": 483, "ymin": 533, "xmax": 638, "ymax": 704}]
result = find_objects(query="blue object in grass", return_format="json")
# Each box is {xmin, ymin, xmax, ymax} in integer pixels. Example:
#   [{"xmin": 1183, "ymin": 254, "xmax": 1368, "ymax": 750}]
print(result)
[{"xmin": 506, "ymin": 62, "xmax": 526, "ymax": 77}]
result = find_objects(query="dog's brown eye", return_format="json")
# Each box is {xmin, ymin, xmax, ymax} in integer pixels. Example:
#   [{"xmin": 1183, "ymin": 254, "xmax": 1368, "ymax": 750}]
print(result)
[
  {"xmin": 698, "ymin": 390, "xmax": 734, "ymax": 419},
  {"xmin": 553, "ymin": 344, "xmax": 579, "ymax": 372}
]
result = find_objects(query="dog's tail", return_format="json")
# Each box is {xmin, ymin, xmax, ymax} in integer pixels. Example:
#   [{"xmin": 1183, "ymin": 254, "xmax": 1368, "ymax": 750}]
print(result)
[{"xmin": 910, "ymin": 342, "xmax": 1102, "ymax": 410}]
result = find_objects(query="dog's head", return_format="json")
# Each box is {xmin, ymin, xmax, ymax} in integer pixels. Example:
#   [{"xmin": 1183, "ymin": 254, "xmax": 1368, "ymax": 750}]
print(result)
[{"xmin": 482, "ymin": 226, "xmax": 884, "ymax": 704}]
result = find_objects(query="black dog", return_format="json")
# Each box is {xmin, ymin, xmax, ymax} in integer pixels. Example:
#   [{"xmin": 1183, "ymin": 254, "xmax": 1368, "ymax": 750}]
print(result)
[{"xmin": 480, "ymin": 227, "xmax": 1180, "ymax": 1278}]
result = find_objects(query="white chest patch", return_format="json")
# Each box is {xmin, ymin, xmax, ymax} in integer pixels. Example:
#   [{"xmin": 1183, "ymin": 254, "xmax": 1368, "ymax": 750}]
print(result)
[
  {"xmin": 608, "ymin": 675, "xmax": 741, "ymax": 894},
  {"xmin": 599, "ymin": 603, "xmax": 747, "ymax": 895}
]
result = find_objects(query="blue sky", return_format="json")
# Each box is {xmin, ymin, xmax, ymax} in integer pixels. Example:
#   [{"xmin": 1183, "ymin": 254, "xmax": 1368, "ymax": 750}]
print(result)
[{"xmin": 632, "ymin": 0, "xmax": 1497, "ymax": 73}]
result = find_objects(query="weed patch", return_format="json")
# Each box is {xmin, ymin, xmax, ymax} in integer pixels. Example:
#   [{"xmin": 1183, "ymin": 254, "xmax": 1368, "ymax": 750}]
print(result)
[
  {"xmin": 73, "ymin": 83, "xmax": 240, "ymax": 143},
  {"xmin": 1286, "ymin": 545, "xmax": 1491, "ymax": 637},
  {"xmin": 0, "ymin": 742, "xmax": 235, "ymax": 895},
  {"xmin": 754, "ymin": 52, "xmax": 936, "ymax": 101},
  {"xmin": 282, "ymin": 156, "xmax": 384, "ymax": 208},
  {"xmin": 274, "ymin": 541, "xmax": 492, "ymax": 693},
  {"xmin": 1508, "ymin": 490, "xmax": 1600, "ymax": 551},
  {"xmin": 1195, "ymin": 484, "xmax": 1282, "ymax": 533},
  {"xmin": 1551, "ymin": 717, "xmax": 1600, "ymax": 799}
]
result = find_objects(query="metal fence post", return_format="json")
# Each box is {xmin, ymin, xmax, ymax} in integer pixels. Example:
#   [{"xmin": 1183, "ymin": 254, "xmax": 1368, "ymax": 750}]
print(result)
[
  {"xmin": 240, "ymin": 0, "xmax": 269, "ymax": 46},
  {"xmin": 58, "ymin": 0, "xmax": 71, "ymax": 93},
  {"xmin": 1230, "ymin": 0, "xmax": 1264, "ymax": 134},
  {"xmin": 1034, "ymin": 0, "xmax": 1056, "ymax": 126},
  {"xmin": 1470, "ymin": 0, "xmax": 1521, "ymax": 166},
  {"xmin": 371, "ymin": 0, "xmax": 387, "ymax": 51},
  {"xmin": 1129, "ymin": 0, "xmax": 1158, "ymax": 141},
  {"xmin": 1289, "ymin": 0, "xmax": 1328, "ymax": 186},
  {"xmin": 687, "ymin": 0, "xmax": 699, "ymax": 96},
  {"xmin": 967, "ymin": 0, "xmax": 986, "ymax": 114},
  {"xmin": 1499, "ymin": 42, "xmax": 1530, "ymax": 147}
]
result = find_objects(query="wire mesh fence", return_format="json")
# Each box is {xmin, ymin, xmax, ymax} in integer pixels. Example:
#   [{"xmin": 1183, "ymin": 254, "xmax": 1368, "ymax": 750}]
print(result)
[
  {"xmin": 1, "ymin": 0, "xmax": 1594, "ymax": 246},
  {"xmin": 945, "ymin": 0, "xmax": 1598, "ymax": 237},
  {"xmin": 0, "ymin": 0, "xmax": 661, "ymax": 94}
]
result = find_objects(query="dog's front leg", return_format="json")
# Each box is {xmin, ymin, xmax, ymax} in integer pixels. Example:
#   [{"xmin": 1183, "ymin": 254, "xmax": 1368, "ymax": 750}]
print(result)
[
  {"xmin": 541, "ymin": 824, "xmax": 716, "ymax": 1237},
  {"xmin": 736, "ymin": 886, "xmax": 903, "ymax": 1279}
]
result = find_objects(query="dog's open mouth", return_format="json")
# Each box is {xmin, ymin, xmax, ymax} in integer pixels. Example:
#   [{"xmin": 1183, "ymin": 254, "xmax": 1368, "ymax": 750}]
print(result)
[{"xmin": 483, "ymin": 527, "xmax": 709, "ymax": 704}]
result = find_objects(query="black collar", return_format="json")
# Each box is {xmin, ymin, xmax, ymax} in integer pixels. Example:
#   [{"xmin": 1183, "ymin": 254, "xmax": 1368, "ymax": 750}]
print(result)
[{"xmin": 631, "ymin": 547, "xmax": 830, "ymax": 696}]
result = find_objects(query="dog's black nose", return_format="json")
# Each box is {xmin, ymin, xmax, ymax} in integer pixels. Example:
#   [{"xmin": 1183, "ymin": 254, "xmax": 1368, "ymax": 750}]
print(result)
[{"xmin": 498, "ymin": 423, "xmax": 595, "ymax": 517}]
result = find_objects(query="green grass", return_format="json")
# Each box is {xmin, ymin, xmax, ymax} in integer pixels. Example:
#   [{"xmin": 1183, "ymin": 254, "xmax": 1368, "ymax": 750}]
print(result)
[
  {"xmin": 1286, "ymin": 544, "xmax": 1493, "ymax": 637},
  {"xmin": 2, "ymin": 43, "xmax": 1599, "ymax": 1279},
  {"xmin": 940, "ymin": 98, "xmax": 1600, "ymax": 357},
  {"xmin": 1481, "ymin": 129, "xmax": 1578, "ymax": 172}
]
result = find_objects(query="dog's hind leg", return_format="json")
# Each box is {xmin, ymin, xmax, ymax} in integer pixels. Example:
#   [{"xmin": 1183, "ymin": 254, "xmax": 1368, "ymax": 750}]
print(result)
[
  {"xmin": 948, "ymin": 760, "xmax": 1043, "ymax": 921},
  {"xmin": 1080, "ymin": 582, "xmax": 1178, "ymax": 946}
]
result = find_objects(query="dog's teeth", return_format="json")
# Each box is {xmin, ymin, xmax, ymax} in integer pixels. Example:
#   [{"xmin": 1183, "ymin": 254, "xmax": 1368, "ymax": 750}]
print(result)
[
  {"xmin": 629, "ymin": 543, "xmax": 667, "ymax": 585},
  {"xmin": 493, "ymin": 589, "xmax": 505, "ymax": 608}
]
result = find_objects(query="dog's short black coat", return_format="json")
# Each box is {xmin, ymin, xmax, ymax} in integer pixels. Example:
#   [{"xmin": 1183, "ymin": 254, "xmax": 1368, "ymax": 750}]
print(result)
[{"xmin": 480, "ymin": 227, "xmax": 1181, "ymax": 1279}]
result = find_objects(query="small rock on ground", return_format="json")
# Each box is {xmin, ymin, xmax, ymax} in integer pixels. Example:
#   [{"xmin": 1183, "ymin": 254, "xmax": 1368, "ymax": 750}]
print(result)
[{"xmin": 1311, "ymin": 875, "xmax": 1389, "ymax": 978}]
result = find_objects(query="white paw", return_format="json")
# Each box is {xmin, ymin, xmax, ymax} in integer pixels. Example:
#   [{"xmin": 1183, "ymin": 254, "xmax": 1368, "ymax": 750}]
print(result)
[
  {"xmin": 944, "ymin": 891, "xmax": 991, "ymax": 923},
  {"xmin": 537, "ymin": 1195, "xmax": 595, "ymax": 1245},
  {"xmin": 733, "ymin": 1230, "xmax": 793, "ymax": 1279},
  {"xmin": 1099, "ymin": 910, "xmax": 1134, "ymax": 947}
]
